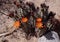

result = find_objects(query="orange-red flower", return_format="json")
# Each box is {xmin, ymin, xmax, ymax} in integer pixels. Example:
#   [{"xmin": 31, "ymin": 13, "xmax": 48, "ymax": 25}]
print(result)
[
  {"xmin": 13, "ymin": 20, "xmax": 20, "ymax": 29},
  {"xmin": 21, "ymin": 17, "xmax": 28, "ymax": 23},
  {"xmin": 36, "ymin": 22, "xmax": 43, "ymax": 28},
  {"xmin": 36, "ymin": 18, "xmax": 42, "ymax": 22}
]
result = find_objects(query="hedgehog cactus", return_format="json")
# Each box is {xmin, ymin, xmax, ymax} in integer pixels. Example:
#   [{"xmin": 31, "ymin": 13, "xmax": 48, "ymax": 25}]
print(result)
[{"xmin": 1, "ymin": 0, "xmax": 56, "ymax": 40}]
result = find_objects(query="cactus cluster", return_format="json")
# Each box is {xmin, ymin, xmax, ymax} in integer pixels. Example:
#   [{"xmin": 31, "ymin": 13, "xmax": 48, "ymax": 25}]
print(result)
[{"xmin": 0, "ymin": 0, "xmax": 56, "ymax": 40}]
